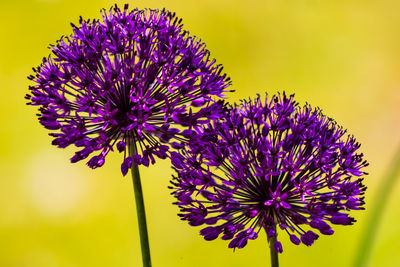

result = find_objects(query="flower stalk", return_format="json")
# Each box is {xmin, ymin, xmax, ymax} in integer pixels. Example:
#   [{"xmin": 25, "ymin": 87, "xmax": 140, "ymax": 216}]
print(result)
[
  {"xmin": 130, "ymin": 143, "xmax": 151, "ymax": 267},
  {"xmin": 268, "ymin": 227, "xmax": 279, "ymax": 267}
]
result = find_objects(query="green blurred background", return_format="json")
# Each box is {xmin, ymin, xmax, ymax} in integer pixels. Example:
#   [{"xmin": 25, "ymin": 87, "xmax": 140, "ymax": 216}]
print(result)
[{"xmin": 1, "ymin": 0, "xmax": 400, "ymax": 266}]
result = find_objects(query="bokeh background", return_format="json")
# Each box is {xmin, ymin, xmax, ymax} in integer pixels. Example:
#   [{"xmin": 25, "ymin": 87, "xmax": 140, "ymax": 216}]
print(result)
[{"xmin": 1, "ymin": 0, "xmax": 400, "ymax": 266}]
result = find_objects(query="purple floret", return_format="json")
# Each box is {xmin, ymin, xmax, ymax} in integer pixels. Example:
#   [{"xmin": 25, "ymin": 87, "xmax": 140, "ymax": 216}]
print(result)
[
  {"xmin": 170, "ymin": 92, "xmax": 368, "ymax": 252},
  {"xmin": 26, "ymin": 4, "xmax": 231, "ymax": 175}
]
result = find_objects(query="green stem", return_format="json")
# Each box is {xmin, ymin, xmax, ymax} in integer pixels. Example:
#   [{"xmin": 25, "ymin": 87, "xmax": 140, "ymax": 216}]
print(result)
[
  {"xmin": 130, "ymin": 144, "xmax": 152, "ymax": 267},
  {"xmin": 267, "ymin": 227, "xmax": 279, "ymax": 267},
  {"xmin": 353, "ymin": 147, "xmax": 400, "ymax": 267}
]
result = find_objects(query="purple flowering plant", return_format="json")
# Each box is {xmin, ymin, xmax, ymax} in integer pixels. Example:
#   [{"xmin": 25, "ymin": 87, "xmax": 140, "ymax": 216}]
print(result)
[
  {"xmin": 170, "ymin": 93, "xmax": 368, "ymax": 256},
  {"xmin": 25, "ymin": 4, "xmax": 231, "ymax": 266},
  {"xmin": 26, "ymin": 4, "xmax": 231, "ymax": 176}
]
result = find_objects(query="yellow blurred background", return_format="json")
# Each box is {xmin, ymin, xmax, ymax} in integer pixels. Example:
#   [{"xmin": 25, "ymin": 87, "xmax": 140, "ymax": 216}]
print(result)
[{"xmin": 1, "ymin": 0, "xmax": 400, "ymax": 266}]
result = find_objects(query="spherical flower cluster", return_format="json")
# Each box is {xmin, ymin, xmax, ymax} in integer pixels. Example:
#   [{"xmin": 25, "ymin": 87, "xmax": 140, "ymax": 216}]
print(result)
[
  {"xmin": 170, "ymin": 93, "xmax": 368, "ymax": 252},
  {"xmin": 26, "ymin": 4, "xmax": 231, "ymax": 175}
]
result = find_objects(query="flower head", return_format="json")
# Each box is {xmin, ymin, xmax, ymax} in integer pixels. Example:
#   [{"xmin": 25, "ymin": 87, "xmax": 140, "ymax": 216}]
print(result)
[
  {"xmin": 26, "ymin": 4, "xmax": 231, "ymax": 175},
  {"xmin": 170, "ymin": 93, "xmax": 368, "ymax": 252}
]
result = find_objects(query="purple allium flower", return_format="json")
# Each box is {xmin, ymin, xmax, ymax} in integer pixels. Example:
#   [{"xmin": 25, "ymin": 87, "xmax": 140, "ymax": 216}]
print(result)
[
  {"xmin": 25, "ymin": 4, "xmax": 231, "ymax": 175},
  {"xmin": 170, "ymin": 93, "xmax": 368, "ymax": 252}
]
